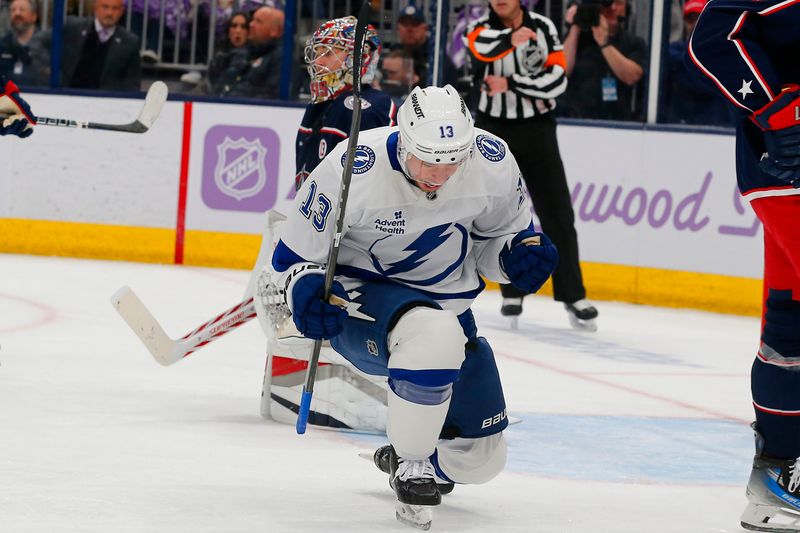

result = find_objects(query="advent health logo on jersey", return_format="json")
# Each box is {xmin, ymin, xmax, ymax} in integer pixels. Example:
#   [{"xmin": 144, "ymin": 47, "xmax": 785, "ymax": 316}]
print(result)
[{"xmin": 201, "ymin": 125, "xmax": 280, "ymax": 212}]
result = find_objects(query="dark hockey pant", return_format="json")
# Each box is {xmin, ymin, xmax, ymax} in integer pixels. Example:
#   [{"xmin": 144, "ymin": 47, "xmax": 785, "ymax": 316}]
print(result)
[{"xmin": 749, "ymin": 194, "xmax": 800, "ymax": 459}]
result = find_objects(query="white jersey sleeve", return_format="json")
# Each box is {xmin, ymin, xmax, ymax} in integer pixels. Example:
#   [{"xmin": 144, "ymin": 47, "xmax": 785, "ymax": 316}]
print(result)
[
  {"xmin": 469, "ymin": 148, "xmax": 533, "ymax": 283},
  {"xmin": 273, "ymin": 138, "xmax": 351, "ymax": 271}
]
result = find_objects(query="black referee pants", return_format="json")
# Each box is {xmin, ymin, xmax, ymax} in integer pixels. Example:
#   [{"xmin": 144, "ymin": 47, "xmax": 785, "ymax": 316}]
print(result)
[{"xmin": 476, "ymin": 113, "xmax": 586, "ymax": 303}]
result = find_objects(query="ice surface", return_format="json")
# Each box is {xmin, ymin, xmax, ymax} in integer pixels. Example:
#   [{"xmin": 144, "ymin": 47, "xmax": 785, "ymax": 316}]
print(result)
[{"xmin": 0, "ymin": 254, "xmax": 758, "ymax": 532}]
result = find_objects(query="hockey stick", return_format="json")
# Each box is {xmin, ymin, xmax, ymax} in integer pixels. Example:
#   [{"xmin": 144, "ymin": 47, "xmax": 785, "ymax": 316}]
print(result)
[
  {"xmin": 110, "ymin": 286, "xmax": 256, "ymax": 366},
  {"xmin": 296, "ymin": 0, "xmax": 372, "ymax": 435},
  {"xmin": 30, "ymin": 81, "xmax": 168, "ymax": 133}
]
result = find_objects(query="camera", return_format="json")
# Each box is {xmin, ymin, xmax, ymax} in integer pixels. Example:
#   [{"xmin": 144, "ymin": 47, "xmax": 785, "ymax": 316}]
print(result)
[{"xmin": 574, "ymin": 0, "xmax": 613, "ymax": 30}]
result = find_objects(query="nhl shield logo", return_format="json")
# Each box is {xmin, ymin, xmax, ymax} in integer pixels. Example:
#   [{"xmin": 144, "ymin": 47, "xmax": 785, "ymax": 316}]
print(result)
[
  {"xmin": 522, "ymin": 43, "xmax": 545, "ymax": 73},
  {"xmin": 214, "ymin": 136, "xmax": 268, "ymax": 200},
  {"xmin": 366, "ymin": 339, "xmax": 379, "ymax": 356}
]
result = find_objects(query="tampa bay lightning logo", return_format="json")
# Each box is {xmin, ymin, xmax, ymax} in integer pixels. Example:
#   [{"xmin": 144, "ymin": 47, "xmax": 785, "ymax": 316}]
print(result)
[
  {"xmin": 369, "ymin": 223, "xmax": 468, "ymax": 286},
  {"xmin": 476, "ymin": 135, "xmax": 506, "ymax": 162},
  {"xmin": 342, "ymin": 145, "xmax": 376, "ymax": 174}
]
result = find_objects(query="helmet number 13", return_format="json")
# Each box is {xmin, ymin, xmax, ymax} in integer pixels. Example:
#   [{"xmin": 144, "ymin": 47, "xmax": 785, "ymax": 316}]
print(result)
[{"xmin": 439, "ymin": 125, "xmax": 454, "ymax": 138}]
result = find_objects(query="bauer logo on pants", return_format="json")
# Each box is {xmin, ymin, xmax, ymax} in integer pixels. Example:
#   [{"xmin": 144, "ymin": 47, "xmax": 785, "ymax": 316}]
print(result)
[{"xmin": 202, "ymin": 125, "xmax": 280, "ymax": 212}]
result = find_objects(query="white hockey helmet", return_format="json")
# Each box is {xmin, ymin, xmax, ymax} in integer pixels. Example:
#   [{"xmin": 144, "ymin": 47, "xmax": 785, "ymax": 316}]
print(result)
[{"xmin": 397, "ymin": 85, "xmax": 474, "ymax": 166}]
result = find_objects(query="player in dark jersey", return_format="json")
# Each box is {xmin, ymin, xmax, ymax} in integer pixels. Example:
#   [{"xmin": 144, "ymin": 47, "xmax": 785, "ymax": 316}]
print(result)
[
  {"xmin": 294, "ymin": 16, "xmax": 396, "ymax": 190},
  {"xmin": 688, "ymin": 1, "xmax": 800, "ymax": 530},
  {"xmin": 0, "ymin": 76, "xmax": 35, "ymax": 137}
]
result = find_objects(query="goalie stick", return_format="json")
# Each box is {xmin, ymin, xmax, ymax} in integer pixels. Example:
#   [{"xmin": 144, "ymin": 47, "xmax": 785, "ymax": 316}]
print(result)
[
  {"xmin": 24, "ymin": 81, "xmax": 168, "ymax": 133},
  {"xmin": 110, "ymin": 286, "xmax": 256, "ymax": 366},
  {"xmin": 296, "ymin": 0, "xmax": 372, "ymax": 435}
]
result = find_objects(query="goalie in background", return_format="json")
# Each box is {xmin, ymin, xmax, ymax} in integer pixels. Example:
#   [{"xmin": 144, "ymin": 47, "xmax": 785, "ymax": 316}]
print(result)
[
  {"xmin": 258, "ymin": 85, "xmax": 557, "ymax": 529},
  {"xmin": 246, "ymin": 16, "xmax": 397, "ymax": 439},
  {"xmin": 294, "ymin": 15, "xmax": 397, "ymax": 190},
  {"xmin": 689, "ymin": 1, "xmax": 800, "ymax": 531},
  {"xmin": 0, "ymin": 76, "xmax": 35, "ymax": 137}
]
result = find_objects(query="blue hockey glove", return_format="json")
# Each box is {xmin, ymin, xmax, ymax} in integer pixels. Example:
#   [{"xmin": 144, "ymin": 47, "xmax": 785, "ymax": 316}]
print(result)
[
  {"xmin": 499, "ymin": 230, "xmax": 559, "ymax": 294},
  {"xmin": 0, "ymin": 80, "xmax": 36, "ymax": 138},
  {"xmin": 752, "ymin": 86, "xmax": 800, "ymax": 187},
  {"xmin": 290, "ymin": 274, "xmax": 350, "ymax": 340}
]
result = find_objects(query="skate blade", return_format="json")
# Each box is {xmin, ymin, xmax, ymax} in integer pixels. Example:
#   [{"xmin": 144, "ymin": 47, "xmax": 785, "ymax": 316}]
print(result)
[
  {"xmin": 509, "ymin": 316, "xmax": 519, "ymax": 330},
  {"xmin": 568, "ymin": 314, "xmax": 597, "ymax": 332},
  {"xmin": 395, "ymin": 502, "xmax": 433, "ymax": 530},
  {"xmin": 741, "ymin": 502, "xmax": 800, "ymax": 531}
]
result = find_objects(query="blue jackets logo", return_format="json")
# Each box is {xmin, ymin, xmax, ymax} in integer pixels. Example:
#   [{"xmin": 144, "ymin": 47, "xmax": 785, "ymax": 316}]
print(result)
[
  {"xmin": 343, "ymin": 145, "xmax": 376, "ymax": 174},
  {"xmin": 476, "ymin": 135, "xmax": 506, "ymax": 162}
]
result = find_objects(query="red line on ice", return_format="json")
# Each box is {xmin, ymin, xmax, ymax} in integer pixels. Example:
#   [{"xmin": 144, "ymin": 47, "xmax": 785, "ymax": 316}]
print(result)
[
  {"xmin": 0, "ymin": 292, "xmax": 58, "ymax": 333},
  {"xmin": 496, "ymin": 349, "xmax": 750, "ymax": 424}
]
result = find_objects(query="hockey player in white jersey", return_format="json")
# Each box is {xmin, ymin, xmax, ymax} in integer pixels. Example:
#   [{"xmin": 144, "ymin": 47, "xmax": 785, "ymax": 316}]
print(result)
[{"xmin": 268, "ymin": 85, "xmax": 558, "ymax": 529}]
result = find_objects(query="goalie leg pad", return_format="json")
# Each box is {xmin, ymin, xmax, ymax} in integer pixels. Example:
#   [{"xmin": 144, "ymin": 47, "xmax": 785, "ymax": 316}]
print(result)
[{"xmin": 432, "ymin": 433, "xmax": 507, "ymax": 485}]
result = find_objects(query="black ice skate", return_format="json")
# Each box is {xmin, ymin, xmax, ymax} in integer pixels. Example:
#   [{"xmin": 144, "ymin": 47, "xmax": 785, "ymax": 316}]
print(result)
[
  {"xmin": 373, "ymin": 444, "xmax": 454, "ymax": 495},
  {"xmin": 500, "ymin": 297, "xmax": 523, "ymax": 330},
  {"xmin": 564, "ymin": 299, "xmax": 598, "ymax": 332},
  {"xmin": 741, "ymin": 424, "xmax": 800, "ymax": 531},
  {"xmin": 375, "ymin": 445, "xmax": 441, "ymax": 530}
]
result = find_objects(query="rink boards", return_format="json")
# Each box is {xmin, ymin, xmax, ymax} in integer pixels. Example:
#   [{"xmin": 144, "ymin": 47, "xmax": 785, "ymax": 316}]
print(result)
[{"xmin": 0, "ymin": 92, "xmax": 760, "ymax": 315}]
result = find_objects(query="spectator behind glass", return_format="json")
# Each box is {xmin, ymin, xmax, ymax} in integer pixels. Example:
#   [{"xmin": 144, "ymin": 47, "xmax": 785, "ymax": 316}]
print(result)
[
  {"xmin": 391, "ymin": 4, "xmax": 458, "ymax": 87},
  {"xmin": 206, "ymin": 11, "xmax": 249, "ymax": 93},
  {"xmin": 129, "ymin": 0, "xmax": 190, "ymax": 64},
  {"xmin": 31, "ymin": 0, "xmax": 141, "ymax": 91},
  {"xmin": 377, "ymin": 49, "xmax": 417, "ymax": 106},
  {"xmin": 559, "ymin": 0, "xmax": 648, "ymax": 121},
  {"xmin": 0, "ymin": 0, "xmax": 46, "ymax": 86},
  {"xmin": 660, "ymin": 0, "xmax": 733, "ymax": 126},
  {"xmin": 214, "ymin": 6, "xmax": 283, "ymax": 99}
]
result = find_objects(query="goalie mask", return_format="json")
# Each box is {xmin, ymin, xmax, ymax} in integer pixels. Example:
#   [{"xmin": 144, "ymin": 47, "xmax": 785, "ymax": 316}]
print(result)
[
  {"xmin": 397, "ymin": 85, "xmax": 475, "ymax": 191},
  {"xmin": 305, "ymin": 16, "xmax": 381, "ymax": 104}
]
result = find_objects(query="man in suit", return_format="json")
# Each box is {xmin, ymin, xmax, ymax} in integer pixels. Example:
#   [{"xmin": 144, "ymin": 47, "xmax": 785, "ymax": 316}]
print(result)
[
  {"xmin": 34, "ymin": 0, "xmax": 141, "ymax": 91},
  {"xmin": 0, "ymin": 0, "xmax": 46, "ymax": 87}
]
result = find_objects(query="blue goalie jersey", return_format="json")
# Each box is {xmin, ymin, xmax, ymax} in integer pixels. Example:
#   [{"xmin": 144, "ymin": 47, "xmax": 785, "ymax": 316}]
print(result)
[{"xmin": 295, "ymin": 86, "xmax": 396, "ymax": 190}]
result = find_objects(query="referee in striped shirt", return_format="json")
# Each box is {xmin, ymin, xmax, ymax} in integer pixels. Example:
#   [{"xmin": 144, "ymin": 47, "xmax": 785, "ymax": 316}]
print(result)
[{"xmin": 464, "ymin": 0, "xmax": 599, "ymax": 330}]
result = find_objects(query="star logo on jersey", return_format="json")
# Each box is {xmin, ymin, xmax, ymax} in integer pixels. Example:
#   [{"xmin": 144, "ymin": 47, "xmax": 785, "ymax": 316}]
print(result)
[
  {"xmin": 343, "ymin": 145, "xmax": 376, "ymax": 174},
  {"xmin": 369, "ymin": 223, "xmax": 468, "ymax": 286},
  {"xmin": 738, "ymin": 79, "xmax": 754, "ymax": 101},
  {"xmin": 476, "ymin": 134, "xmax": 506, "ymax": 162}
]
